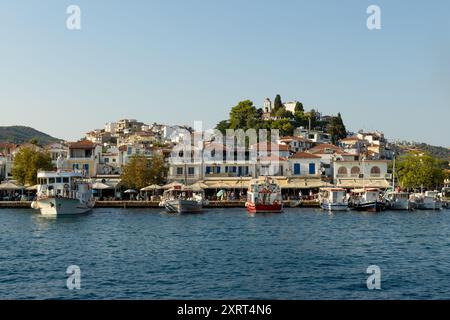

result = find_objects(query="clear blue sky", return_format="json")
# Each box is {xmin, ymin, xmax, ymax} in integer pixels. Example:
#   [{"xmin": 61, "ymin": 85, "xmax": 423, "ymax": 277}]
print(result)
[{"xmin": 0, "ymin": 0, "xmax": 449, "ymax": 146}]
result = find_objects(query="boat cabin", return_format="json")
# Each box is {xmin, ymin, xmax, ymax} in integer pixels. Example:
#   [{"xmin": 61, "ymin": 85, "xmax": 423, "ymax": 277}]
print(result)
[
  {"xmin": 351, "ymin": 188, "xmax": 380, "ymax": 202},
  {"xmin": 37, "ymin": 170, "xmax": 90, "ymax": 199},
  {"xmin": 162, "ymin": 186, "xmax": 204, "ymax": 201},
  {"xmin": 247, "ymin": 179, "xmax": 282, "ymax": 206},
  {"xmin": 320, "ymin": 188, "xmax": 347, "ymax": 203}
]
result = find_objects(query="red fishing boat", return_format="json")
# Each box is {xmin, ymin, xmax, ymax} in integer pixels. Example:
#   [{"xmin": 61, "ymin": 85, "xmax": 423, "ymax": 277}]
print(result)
[{"xmin": 245, "ymin": 178, "xmax": 283, "ymax": 213}]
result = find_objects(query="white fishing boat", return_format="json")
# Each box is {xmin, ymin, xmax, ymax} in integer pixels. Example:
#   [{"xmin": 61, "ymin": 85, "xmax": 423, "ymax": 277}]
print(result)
[
  {"xmin": 385, "ymin": 191, "xmax": 412, "ymax": 210},
  {"xmin": 349, "ymin": 188, "xmax": 385, "ymax": 212},
  {"xmin": 411, "ymin": 191, "xmax": 442, "ymax": 210},
  {"xmin": 159, "ymin": 186, "xmax": 204, "ymax": 213},
  {"xmin": 318, "ymin": 187, "xmax": 348, "ymax": 211}
]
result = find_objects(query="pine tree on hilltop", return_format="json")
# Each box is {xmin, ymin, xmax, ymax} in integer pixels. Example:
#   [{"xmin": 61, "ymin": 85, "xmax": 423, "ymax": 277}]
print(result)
[{"xmin": 273, "ymin": 94, "xmax": 283, "ymax": 112}]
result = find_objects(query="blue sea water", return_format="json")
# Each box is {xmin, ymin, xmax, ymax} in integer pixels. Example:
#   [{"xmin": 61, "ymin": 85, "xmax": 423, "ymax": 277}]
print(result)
[{"xmin": 1, "ymin": 208, "xmax": 450, "ymax": 300}]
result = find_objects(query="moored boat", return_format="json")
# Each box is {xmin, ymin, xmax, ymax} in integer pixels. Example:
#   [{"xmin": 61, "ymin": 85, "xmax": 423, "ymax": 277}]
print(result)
[
  {"xmin": 349, "ymin": 188, "xmax": 385, "ymax": 212},
  {"xmin": 318, "ymin": 187, "xmax": 348, "ymax": 211},
  {"xmin": 31, "ymin": 170, "xmax": 94, "ymax": 216},
  {"xmin": 385, "ymin": 191, "xmax": 412, "ymax": 210},
  {"xmin": 245, "ymin": 178, "xmax": 283, "ymax": 213},
  {"xmin": 159, "ymin": 186, "xmax": 204, "ymax": 213},
  {"xmin": 411, "ymin": 191, "xmax": 442, "ymax": 210}
]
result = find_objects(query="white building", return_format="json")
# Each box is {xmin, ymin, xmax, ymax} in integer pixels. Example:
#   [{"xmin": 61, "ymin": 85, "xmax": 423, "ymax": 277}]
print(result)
[
  {"xmin": 44, "ymin": 143, "xmax": 69, "ymax": 166},
  {"xmin": 98, "ymin": 146, "xmax": 121, "ymax": 175},
  {"xmin": 278, "ymin": 136, "xmax": 313, "ymax": 153},
  {"xmin": 104, "ymin": 122, "xmax": 117, "ymax": 135},
  {"xmin": 263, "ymin": 98, "xmax": 273, "ymax": 113},
  {"xmin": 283, "ymin": 101, "xmax": 299, "ymax": 114},
  {"xmin": 333, "ymin": 159, "xmax": 390, "ymax": 189},
  {"xmin": 288, "ymin": 152, "xmax": 321, "ymax": 177}
]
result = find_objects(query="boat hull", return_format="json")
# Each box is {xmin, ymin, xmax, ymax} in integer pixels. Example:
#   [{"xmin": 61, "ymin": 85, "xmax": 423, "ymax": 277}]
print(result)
[
  {"xmin": 388, "ymin": 200, "xmax": 412, "ymax": 210},
  {"xmin": 164, "ymin": 199, "xmax": 203, "ymax": 213},
  {"xmin": 351, "ymin": 201, "xmax": 385, "ymax": 212},
  {"xmin": 246, "ymin": 202, "xmax": 283, "ymax": 213},
  {"xmin": 320, "ymin": 202, "xmax": 348, "ymax": 211},
  {"xmin": 32, "ymin": 197, "xmax": 93, "ymax": 216},
  {"xmin": 414, "ymin": 201, "xmax": 442, "ymax": 210}
]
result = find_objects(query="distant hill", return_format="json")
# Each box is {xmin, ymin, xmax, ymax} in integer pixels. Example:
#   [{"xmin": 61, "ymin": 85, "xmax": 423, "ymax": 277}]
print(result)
[
  {"xmin": 0, "ymin": 126, "xmax": 61, "ymax": 146},
  {"xmin": 391, "ymin": 142, "xmax": 450, "ymax": 161}
]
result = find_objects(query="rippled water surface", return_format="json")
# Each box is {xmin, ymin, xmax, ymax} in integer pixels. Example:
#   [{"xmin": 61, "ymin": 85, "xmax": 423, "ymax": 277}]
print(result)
[{"xmin": 1, "ymin": 208, "xmax": 450, "ymax": 299}]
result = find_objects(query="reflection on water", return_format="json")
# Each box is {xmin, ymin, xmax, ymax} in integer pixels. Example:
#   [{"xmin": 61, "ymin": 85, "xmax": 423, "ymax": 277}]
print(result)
[{"xmin": 0, "ymin": 207, "xmax": 449, "ymax": 299}]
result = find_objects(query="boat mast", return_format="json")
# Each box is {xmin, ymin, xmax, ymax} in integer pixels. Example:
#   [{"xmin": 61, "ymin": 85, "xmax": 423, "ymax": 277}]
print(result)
[{"xmin": 392, "ymin": 154, "xmax": 396, "ymax": 191}]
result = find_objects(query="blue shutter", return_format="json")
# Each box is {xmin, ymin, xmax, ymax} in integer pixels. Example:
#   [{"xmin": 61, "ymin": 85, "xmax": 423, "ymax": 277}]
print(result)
[
  {"xmin": 216, "ymin": 166, "xmax": 221, "ymax": 174},
  {"xmin": 294, "ymin": 163, "xmax": 301, "ymax": 175},
  {"xmin": 309, "ymin": 163, "xmax": 316, "ymax": 175},
  {"xmin": 206, "ymin": 166, "xmax": 211, "ymax": 174}
]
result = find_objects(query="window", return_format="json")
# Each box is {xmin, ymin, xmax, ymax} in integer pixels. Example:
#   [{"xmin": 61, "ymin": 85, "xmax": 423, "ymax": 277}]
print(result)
[
  {"xmin": 56, "ymin": 177, "xmax": 62, "ymax": 183},
  {"xmin": 73, "ymin": 164, "xmax": 79, "ymax": 170},
  {"xmin": 337, "ymin": 167, "xmax": 348, "ymax": 176},
  {"xmin": 370, "ymin": 166, "xmax": 381, "ymax": 177},
  {"xmin": 83, "ymin": 164, "xmax": 89, "ymax": 173},
  {"xmin": 216, "ymin": 166, "xmax": 221, "ymax": 174},
  {"xmin": 309, "ymin": 163, "xmax": 316, "ymax": 175},
  {"xmin": 206, "ymin": 166, "xmax": 211, "ymax": 174},
  {"xmin": 63, "ymin": 177, "xmax": 69, "ymax": 183},
  {"xmin": 293, "ymin": 163, "xmax": 301, "ymax": 175},
  {"xmin": 49, "ymin": 178, "xmax": 55, "ymax": 184},
  {"xmin": 188, "ymin": 167, "xmax": 195, "ymax": 175},
  {"xmin": 177, "ymin": 167, "xmax": 183, "ymax": 175},
  {"xmin": 351, "ymin": 166, "xmax": 360, "ymax": 175},
  {"xmin": 105, "ymin": 158, "xmax": 109, "ymax": 163}
]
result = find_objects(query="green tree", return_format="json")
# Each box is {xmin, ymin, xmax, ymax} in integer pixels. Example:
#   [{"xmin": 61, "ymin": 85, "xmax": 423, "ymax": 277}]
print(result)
[
  {"xmin": 121, "ymin": 155, "xmax": 152, "ymax": 190},
  {"xmin": 148, "ymin": 153, "xmax": 168, "ymax": 186},
  {"xmin": 270, "ymin": 119, "xmax": 295, "ymax": 137},
  {"xmin": 229, "ymin": 100, "xmax": 260, "ymax": 130},
  {"xmin": 274, "ymin": 107, "xmax": 294, "ymax": 120},
  {"xmin": 215, "ymin": 120, "xmax": 230, "ymax": 134},
  {"xmin": 29, "ymin": 137, "xmax": 39, "ymax": 146},
  {"xmin": 273, "ymin": 94, "xmax": 283, "ymax": 112},
  {"xmin": 327, "ymin": 113, "xmax": 347, "ymax": 144},
  {"xmin": 120, "ymin": 154, "xmax": 167, "ymax": 190},
  {"xmin": 397, "ymin": 152, "xmax": 445, "ymax": 190},
  {"xmin": 12, "ymin": 147, "xmax": 54, "ymax": 185},
  {"xmin": 294, "ymin": 101, "xmax": 304, "ymax": 112}
]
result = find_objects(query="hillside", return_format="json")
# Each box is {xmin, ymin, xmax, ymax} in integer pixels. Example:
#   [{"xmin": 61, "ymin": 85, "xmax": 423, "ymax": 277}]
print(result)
[
  {"xmin": 391, "ymin": 142, "xmax": 450, "ymax": 161},
  {"xmin": 0, "ymin": 126, "xmax": 61, "ymax": 146}
]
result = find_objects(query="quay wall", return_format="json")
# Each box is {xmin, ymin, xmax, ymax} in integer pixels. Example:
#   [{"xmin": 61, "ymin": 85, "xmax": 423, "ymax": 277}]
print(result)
[{"xmin": 0, "ymin": 200, "xmax": 320, "ymax": 209}]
